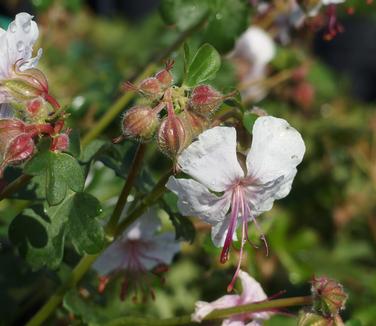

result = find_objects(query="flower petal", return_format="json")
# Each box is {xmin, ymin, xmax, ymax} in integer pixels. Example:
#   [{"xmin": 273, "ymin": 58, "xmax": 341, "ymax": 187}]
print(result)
[
  {"xmin": 192, "ymin": 295, "xmax": 240, "ymax": 322},
  {"xmin": 246, "ymin": 116, "xmax": 305, "ymax": 190},
  {"xmin": 92, "ymin": 240, "xmax": 126, "ymax": 276},
  {"xmin": 140, "ymin": 232, "xmax": 180, "ymax": 270},
  {"xmin": 178, "ymin": 126, "xmax": 244, "ymax": 192},
  {"xmin": 6, "ymin": 13, "xmax": 40, "ymax": 69},
  {"xmin": 124, "ymin": 208, "xmax": 161, "ymax": 240},
  {"xmin": 166, "ymin": 176, "xmax": 231, "ymax": 225},
  {"xmin": 211, "ymin": 216, "xmax": 238, "ymax": 248}
]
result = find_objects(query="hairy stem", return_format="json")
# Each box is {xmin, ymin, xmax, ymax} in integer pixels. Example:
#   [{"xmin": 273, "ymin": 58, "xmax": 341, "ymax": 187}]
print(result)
[
  {"xmin": 103, "ymin": 295, "xmax": 313, "ymax": 326},
  {"xmin": 105, "ymin": 143, "xmax": 147, "ymax": 237},
  {"xmin": 0, "ymin": 174, "xmax": 32, "ymax": 201}
]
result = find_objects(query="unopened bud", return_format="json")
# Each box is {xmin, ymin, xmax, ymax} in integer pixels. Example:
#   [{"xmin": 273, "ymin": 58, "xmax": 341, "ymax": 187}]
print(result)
[
  {"xmin": 139, "ymin": 77, "xmax": 162, "ymax": 98},
  {"xmin": 51, "ymin": 134, "xmax": 70, "ymax": 152},
  {"xmin": 157, "ymin": 114, "xmax": 188, "ymax": 158},
  {"xmin": 311, "ymin": 276, "xmax": 348, "ymax": 317},
  {"xmin": 179, "ymin": 110, "xmax": 208, "ymax": 139},
  {"xmin": 122, "ymin": 106, "xmax": 160, "ymax": 142},
  {"xmin": 0, "ymin": 133, "xmax": 34, "ymax": 176},
  {"xmin": 189, "ymin": 85, "xmax": 223, "ymax": 116},
  {"xmin": 155, "ymin": 60, "xmax": 174, "ymax": 88},
  {"xmin": 298, "ymin": 311, "xmax": 344, "ymax": 326},
  {"xmin": 293, "ymin": 82, "xmax": 315, "ymax": 109}
]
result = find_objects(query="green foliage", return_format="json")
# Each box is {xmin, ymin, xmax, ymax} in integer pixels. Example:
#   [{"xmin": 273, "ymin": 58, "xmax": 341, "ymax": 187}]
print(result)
[
  {"xmin": 9, "ymin": 192, "xmax": 104, "ymax": 269},
  {"xmin": 184, "ymin": 43, "xmax": 221, "ymax": 87},
  {"xmin": 24, "ymin": 145, "xmax": 84, "ymax": 206}
]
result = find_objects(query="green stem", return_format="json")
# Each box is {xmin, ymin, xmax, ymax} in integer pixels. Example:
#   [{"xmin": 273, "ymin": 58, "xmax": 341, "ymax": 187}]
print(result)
[
  {"xmin": 105, "ymin": 143, "xmax": 147, "ymax": 237},
  {"xmin": 0, "ymin": 174, "xmax": 32, "ymax": 201},
  {"xmin": 115, "ymin": 170, "xmax": 172, "ymax": 236},
  {"xmin": 26, "ymin": 170, "xmax": 172, "ymax": 326},
  {"xmin": 104, "ymin": 296, "xmax": 313, "ymax": 326}
]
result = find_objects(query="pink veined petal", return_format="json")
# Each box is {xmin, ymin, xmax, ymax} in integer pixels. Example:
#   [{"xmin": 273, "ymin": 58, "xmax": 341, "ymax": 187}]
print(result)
[
  {"xmin": 124, "ymin": 209, "xmax": 161, "ymax": 240},
  {"xmin": 211, "ymin": 215, "xmax": 238, "ymax": 248},
  {"xmin": 6, "ymin": 13, "xmax": 40, "ymax": 71},
  {"xmin": 192, "ymin": 295, "xmax": 241, "ymax": 322},
  {"xmin": 166, "ymin": 177, "xmax": 232, "ymax": 225},
  {"xmin": 238, "ymin": 270, "xmax": 267, "ymax": 304},
  {"xmin": 92, "ymin": 240, "xmax": 128, "ymax": 276},
  {"xmin": 246, "ymin": 116, "xmax": 305, "ymax": 188},
  {"xmin": 139, "ymin": 232, "xmax": 180, "ymax": 270},
  {"xmin": 178, "ymin": 126, "xmax": 244, "ymax": 192}
]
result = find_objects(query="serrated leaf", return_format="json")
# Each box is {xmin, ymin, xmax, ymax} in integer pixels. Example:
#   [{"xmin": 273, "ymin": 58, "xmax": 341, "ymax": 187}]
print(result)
[
  {"xmin": 67, "ymin": 192, "xmax": 104, "ymax": 254},
  {"xmin": 25, "ymin": 150, "xmax": 84, "ymax": 206},
  {"xmin": 9, "ymin": 205, "xmax": 66, "ymax": 270},
  {"xmin": 169, "ymin": 214, "xmax": 196, "ymax": 244},
  {"xmin": 184, "ymin": 43, "xmax": 221, "ymax": 87}
]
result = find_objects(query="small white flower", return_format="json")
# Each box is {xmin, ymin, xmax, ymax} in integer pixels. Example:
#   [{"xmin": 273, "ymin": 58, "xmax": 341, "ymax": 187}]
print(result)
[
  {"xmin": 192, "ymin": 270, "xmax": 270, "ymax": 326},
  {"xmin": 232, "ymin": 27, "xmax": 276, "ymax": 102},
  {"xmin": 93, "ymin": 209, "xmax": 180, "ymax": 301},
  {"xmin": 0, "ymin": 13, "xmax": 41, "ymax": 102},
  {"xmin": 167, "ymin": 116, "xmax": 305, "ymax": 290}
]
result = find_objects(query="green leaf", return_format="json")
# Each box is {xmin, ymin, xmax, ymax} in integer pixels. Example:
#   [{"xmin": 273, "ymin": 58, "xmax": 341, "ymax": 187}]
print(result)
[
  {"xmin": 242, "ymin": 111, "xmax": 258, "ymax": 134},
  {"xmin": 9, "ymin": 205, "xmax": 66, "ymax": 270},
  {"xmin": 68, "ymin": 129, "xmax": 81, "ymax": 158},
  {"xmin": 79, "ymin": 139, "xmax": 107, "ymax": 163},
  {"xmin": 25, "ymin": 150, "xmax": 84, "ymax": 206},
  {"xmin": 9, "ymin": 192, "xmax": 104, "ymax": 269},
  {"xmin": 66, "ymin": 192, "xmax": 105, "ymax": 254},
  {"xmin": 184, "ymin": 43, "xmax": 221, "ymax": 87},
  {"xmin": 202, "ymin": 0, "xmax": 250, "ymax": 53},
  {"xmin": 159, "ymin": 0, "xmax": 209, "ymax": 30}
]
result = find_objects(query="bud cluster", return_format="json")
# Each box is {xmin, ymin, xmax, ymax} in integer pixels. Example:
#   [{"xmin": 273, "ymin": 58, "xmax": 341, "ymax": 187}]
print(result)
[
  {"xmin": 298, "ymin": 276, "xmax": 348, "ymax": 326},
  {"xmin": 119, "ymin": 61, "xmax": 231, "ymax": 161}
]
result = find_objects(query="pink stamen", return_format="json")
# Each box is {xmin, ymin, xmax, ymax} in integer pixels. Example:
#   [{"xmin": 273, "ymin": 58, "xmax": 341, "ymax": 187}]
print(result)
[{"xmin": 220, "ymin": 187, "xmax": 240, "ymax": 264}]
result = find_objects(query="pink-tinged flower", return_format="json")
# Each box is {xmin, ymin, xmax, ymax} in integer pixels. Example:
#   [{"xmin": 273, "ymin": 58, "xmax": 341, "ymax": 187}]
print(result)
[
  {"xmin": 166, "ymin": 116, "xmax": 305, "ymax": 290},
  {"xmin": 92, "ymin": 210, "xmax": 180, "ymax": 302},
  {"xmin": 192, "ymin": 270, "xmax": 270, "ymax": 326},
  {"xmin": 0, "ymin": 13, "xmax": 59, "ymax": 109}
]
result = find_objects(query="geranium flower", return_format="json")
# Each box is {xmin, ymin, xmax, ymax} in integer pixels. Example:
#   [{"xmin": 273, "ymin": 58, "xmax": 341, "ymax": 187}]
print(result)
[
  {"xmin": 166, "ymin": 116, "xmax": 305, "ymax": 290},
  {"xmin": 93, "ymin": 209, "xmax": 180, "ymax": 302},
  {"xmin": 192, "ymin": 270, "xmax": 270, "ymax": 326},
  {"xmin": 232, "ymin": 27, "xmax": 276, "ymax": 102},
  {"xmin": 0, "ymin": 13, "xmax": 59, "ymax": 108}
]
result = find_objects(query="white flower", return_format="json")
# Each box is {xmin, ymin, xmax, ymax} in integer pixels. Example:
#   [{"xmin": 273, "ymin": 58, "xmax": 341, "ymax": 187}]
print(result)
[
  {"xmin": 232, "ymin": 27, "xmax": 276, "ymax": 102},
  {"xmin": 0, "ymin": 13, "xmax": 41, "ymax": 101},
  {"xmin": 192, "ymin": 270, "xmax": 270, "ymax": 326},
  {"xmin": 166, "ymin": 116, "xmax": 305, "ymax": 290},
  {"xmin": 93, "ymin": 209, "xmax": 180, "ymax": 301}
]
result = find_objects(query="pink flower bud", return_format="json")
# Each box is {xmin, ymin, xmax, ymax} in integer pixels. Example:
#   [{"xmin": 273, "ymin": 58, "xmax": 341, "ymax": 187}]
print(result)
[
  {"xmin": 179, "ymin": 110, "xmax": 208, "ymax": 139},
  {"xmin": 292, "ymin": 82, "xmax": 315, "ymax": 110},
  {"xmin": 311, "ymin": 276, "xmax": 348, "ymax": 317},
  {"xmin": 155, "ymin": 60, "xmax": 174, "ymax": 88},
  {"xmin": 122, "ymin": 106, "xmax": 160, "ymax": 142},
  {"xmin": 189, "ymin": 85, "xmax": 223, "ymax": 116},
  {"xmin": 139, "ymin": 77, "xmax": 162, "ymax": 98},
  {"xmin": 157, "ymin": 114, "xmax": 188, "ymax": 158},
  {"xmin": 51, "ymin": 134, "xmax": 70, "ymax": 152},
  {"xmin": 0, "ymin": 133, "xmax": 34, "ymax": 176},
  {"xmin": 298, "ymin": 311, "xmax": 344, "ymax": 326}
]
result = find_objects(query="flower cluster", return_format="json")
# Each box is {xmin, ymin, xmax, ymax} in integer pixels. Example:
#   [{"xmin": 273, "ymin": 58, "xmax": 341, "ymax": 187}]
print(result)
[
  {"xmin": 117, "ymin": 61, "xmax": 230, "ymax": 161},
  {"xmin": 0, "ymin": 13, "xmax": 68, "ymax": 176},
  {"xmin": 93, "ymin": 209, "xmax": 180, "ymax": 302}
]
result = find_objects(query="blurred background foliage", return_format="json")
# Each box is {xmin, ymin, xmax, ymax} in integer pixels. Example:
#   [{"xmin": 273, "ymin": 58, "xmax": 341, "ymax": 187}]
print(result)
[{"xmin": 0, "ymin": 0, "xmax": 375, "ymax": 325}]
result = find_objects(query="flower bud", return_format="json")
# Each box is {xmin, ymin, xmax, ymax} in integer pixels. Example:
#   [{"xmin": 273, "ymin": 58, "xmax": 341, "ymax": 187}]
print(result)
[
  {"xmin": 311, "ymin": 276, "xmax": 348, "ymax": 317},
  {"xmin": 189, "ymin": 85, "xmax": 223, "ymax": 116},
  {"xmin": 0, "ymin": 133, "xmax": 34, "ymax": 176},
  {"xmin": 155, "ymin": 60, "xmax": 174, "ymax": 88},
  {"xmin": 157, "ymin": 114, "xmax": 188, "ymax": 158},
  {"xmin": 122, "ymin": 106, "xmax": 160, "ymax": 142},
  {"xmin": 292, "ymin": 82, "xmax": 315, "ymax": 110},
  {"xmin": 139, "ymin": 77, "xmax": 162, "ymax": 98},
  {"xmin": 51, "ymin": 134, "xmax": 70, "ymax": 152},
  {"xmin": 297, "ymin": 311, "xmax": 344, "ymax": 326},
  {"xmin": 179, "ymin": 110, "xmax": 208, "ymax": 139}
]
